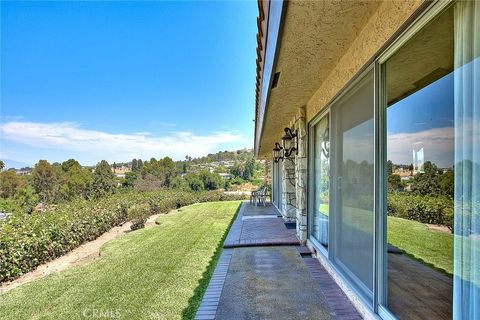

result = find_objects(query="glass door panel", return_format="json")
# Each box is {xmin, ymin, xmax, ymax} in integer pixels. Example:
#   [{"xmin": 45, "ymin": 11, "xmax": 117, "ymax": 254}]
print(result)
[
  {"xmin": 311, "ymin": 114, "xmax": 330, "ymax": 248},
  {"xmin": 332, "ymin": 70, "xmax": 375, "ymax": 301}
]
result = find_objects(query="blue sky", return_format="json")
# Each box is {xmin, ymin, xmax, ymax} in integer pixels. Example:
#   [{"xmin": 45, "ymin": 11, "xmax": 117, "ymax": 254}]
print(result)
[
  {"xmin": 387, "ymin": 72, "xmax": 454, "ymax": 168},
  {"xmin": 0, "ymin": 1, "xmax": 257, "ymax": 167}
]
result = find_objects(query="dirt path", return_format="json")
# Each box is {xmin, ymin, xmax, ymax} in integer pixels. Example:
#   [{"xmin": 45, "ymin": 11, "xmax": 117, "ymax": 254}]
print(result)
[{"xmin": 0, "ymin": 213, "xmax": 162, "ymax": 294}]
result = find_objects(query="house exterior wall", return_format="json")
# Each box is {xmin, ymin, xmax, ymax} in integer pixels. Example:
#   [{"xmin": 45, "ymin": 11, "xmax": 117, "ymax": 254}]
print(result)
[
  {"xmin": 292, "ymin": 107, "xmax": 307, "ymax": 242},
  {"xmin": 305, "ymin": 0, "xmax": 423, "ymax": 122},
  {"xmin": 281, "ymin": 157, "xmax": 296, "ymax": 222}
]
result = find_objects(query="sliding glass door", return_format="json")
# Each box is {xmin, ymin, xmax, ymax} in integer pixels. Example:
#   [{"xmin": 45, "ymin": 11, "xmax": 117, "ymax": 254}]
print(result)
[
  {"xmin": 331, "ymin": 69, "xmax": 375, "ymax": 302},
  {"xmin": 310, "ymin": 112, "xmax": 330, "ymax": 249},
  {"xmin": 380, "ymin": 1, "xmax": 479, "ymax": 318},
  {"xmin": 307, "ymin": 1, "xmax": 479, "ymax": 317}
]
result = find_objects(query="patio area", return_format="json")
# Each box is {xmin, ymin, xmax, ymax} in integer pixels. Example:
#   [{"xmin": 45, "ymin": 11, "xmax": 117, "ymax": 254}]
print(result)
[{"xmin": 195, "ymin": 202, "xmax": 361, "ymax": 320}]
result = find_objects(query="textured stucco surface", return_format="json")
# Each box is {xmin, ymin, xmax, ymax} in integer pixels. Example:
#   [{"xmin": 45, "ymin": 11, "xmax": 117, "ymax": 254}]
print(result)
[{"xmin": 258, "ymin": 0, "xmax": 424, "ymax": 157}]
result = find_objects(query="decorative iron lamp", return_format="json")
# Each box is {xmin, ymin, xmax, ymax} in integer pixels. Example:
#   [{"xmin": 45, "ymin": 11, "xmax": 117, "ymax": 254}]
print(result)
[
  {"xmin": 281, "ymin": 127, "xmax": 298, "ymax": 158},
  {"xmin": 273, "ymin": 142, "xmax": 283, "ymax": 163}
]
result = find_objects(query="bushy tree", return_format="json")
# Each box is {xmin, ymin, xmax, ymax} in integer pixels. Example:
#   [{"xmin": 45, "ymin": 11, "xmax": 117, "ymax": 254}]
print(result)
[
  {"xmin": 170, "ymin": 176, "xmax": 189, "ymax": 191},
  {"xmin": 440, "ymin": 169, "xmax": 454, "ymax": 197},
  {"xmin": 131, "ymin": 159, "xmax": 138, "ymax": 171},
  {"xmin": 141, "ymin": 156, "xmax": 177, "ymax": 187},
  {"xmin": 32, "ymin": 160, "xmax": 58, "ymax": 203},
  {"xmin": 388, "ymin": 174, "xmax": 403, "ymax": 192},
  {"xmin": 91, "ymin": 160, "xmax": 116, "ymax": 198},
  {"xmin": 185, "ymin": 174, "xmax": 204, "ymax": 192},
  {"xmin": 411, "ymin": 161, "xmax": 441, "ymax": 196},
  {"xmin": 59, "ymin": 159, "xmax": 92, "ymax": 200},
  {"xmin": 242, "ymin": 157, "xmax": 255, "ymax": 180},
  {"xmin": 133, "ymin": 174, "xmax": 162, "ymax": 192},
  {"xmin": 0, "ymin": 170, "xmax": 27, "ymax": 198},
  {"xmin": 199, "ymin": 170, "xmax": 223, "ymax": 190},
  {"xmin": 123, "ymin": 171, "xmax": 139, "ymax": 188}
]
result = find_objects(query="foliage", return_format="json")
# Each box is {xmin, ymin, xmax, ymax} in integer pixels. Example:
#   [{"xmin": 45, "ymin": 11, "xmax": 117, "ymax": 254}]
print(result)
[
  {"xmin": 58, "ymin": 159, "xmax": 92, "ymax": 201},
  {"xmin": 411, "ymin": 161, "xmax": 442, "ymax": 196},
  {"xmin": 388, "ymin": 193, "xmax": 453, "ymax": 231},
  {"xmin": 122, "ymin": 171, "xmax": 139, "ymax": 188},
  {"xmin": 387, "ymin": 174, "xmax": 403, "ymax": 192},
  {"xmin": 133, "ymin": 174, "xmax": 163, "ymax": 192},
  {"xmin": 185, "ymin": 174, "xmax": 204, "ymax": 192},
  {"xmin": 140, "ymin": 157, "xmax": 177, "ymax": 187},
  {"xmin": 198, "ymin": 170, "xmax": 223, "ymax": 191},
  {"xmin": 128, "ymin": 204, "xmax": 150, "ymax": 231},
  {"xmin": 0, "ymin": 189, "xmax": 245, "ymax": 283},
  {"xmin": 32, "ymin": 160, "xmax": 58, "ymax": 203},
  {"xmin": 0, "ymin": 201, "xmax": 240, "ymax": 320},
  {"xmin": 0, "ymin": 170, "xmax": 27, "ymax": 199},
  {"xmin": 91, "ymin": 160, "xmax": 116, "ymax": 198}
]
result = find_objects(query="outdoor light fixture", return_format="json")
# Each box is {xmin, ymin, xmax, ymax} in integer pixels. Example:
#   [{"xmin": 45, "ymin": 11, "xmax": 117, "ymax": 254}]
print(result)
[
  {"xmin": 273, "ymin": 142, "xmax": 283, "ymax": 163},
  {"xmin": 281, "ymin": 127, "xmax": 298, "ymax": 158}
]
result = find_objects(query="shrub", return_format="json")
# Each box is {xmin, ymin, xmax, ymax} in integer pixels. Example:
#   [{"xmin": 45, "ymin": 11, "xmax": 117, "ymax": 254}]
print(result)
[
  {"xmin": 387, "ymin": 193, "xmax": 453, "ymax": 231},
  {"xmin": 128, "ymin": 204, "xmax": 150, "ymax": 231},
  {"xmin": 0, "ymin": 189, "xmax": 244, "ymax": 283}
]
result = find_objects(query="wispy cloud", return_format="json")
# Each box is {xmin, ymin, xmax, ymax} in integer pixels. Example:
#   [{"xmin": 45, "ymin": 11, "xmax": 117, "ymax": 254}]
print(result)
[
  {"xmin": 388, "ymin": 126, "xmax": 454, "ymax": 167},
  {"xmin": 0, "ymin": 121, "xmax": 246, "ymax": 164}
]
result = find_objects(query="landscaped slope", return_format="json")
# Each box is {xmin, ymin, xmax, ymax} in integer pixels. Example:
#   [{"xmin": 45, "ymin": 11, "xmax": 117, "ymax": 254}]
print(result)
[{"xmin": 0, "ymin": 201, "xmax": 241, "ymax": 320}]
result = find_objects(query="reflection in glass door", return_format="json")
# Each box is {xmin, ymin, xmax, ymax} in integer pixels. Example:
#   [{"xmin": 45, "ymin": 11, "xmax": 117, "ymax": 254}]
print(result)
[{"xmin": 311, "ymin": 113, "xmax": 330, "ymax": 249}]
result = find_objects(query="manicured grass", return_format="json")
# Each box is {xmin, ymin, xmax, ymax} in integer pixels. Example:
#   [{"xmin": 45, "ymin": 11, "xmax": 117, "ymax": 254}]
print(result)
[
  {"xmin": 0, "ymin": 201, "xmax": 241, "ymax": 320},
  {"xmin": 387, "ymin": 216, "xmax": 453, "ymax": 275}
]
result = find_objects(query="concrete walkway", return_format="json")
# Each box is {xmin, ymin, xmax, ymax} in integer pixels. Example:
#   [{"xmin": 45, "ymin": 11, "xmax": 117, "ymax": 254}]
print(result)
[{"xmin": 195, "ymin": 202, "xmax": 362, "ymax": 320}]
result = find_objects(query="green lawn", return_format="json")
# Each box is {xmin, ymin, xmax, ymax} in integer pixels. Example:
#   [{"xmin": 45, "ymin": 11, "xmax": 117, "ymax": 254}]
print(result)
[
  {"xmin": 0, "ymin": 201, "xmax": 241, "ymax": 320},
  {"xmin": 387, "ymin": 216, "xmax": 453, "ymax": 275}
]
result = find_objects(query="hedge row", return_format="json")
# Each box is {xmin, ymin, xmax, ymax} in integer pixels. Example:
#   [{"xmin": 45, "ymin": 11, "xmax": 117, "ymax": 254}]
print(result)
[
  {"xmin": 387, "ymin": 193, "xmax": 454, "ymax": 231},
  {"xmin": 0, "ymin": 190, "xmax": 245, "ymax": 283}
]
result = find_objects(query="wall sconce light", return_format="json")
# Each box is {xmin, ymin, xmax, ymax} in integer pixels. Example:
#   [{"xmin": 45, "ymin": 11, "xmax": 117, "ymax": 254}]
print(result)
[
  {"xmin": 273, "ymin": 142, "xmax": 283, "ymax": 163},
  {"xmin": 281, "ymin": 127, "xmax": 298, "ymax": 158}
]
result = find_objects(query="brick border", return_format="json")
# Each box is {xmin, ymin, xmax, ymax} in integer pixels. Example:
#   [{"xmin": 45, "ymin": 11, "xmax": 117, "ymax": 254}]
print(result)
[
  {"xmin": 194, "ymin": 249, "xmax": 233, "ymax": 320},
  {"xmin": 303, "ymin": 257, "xmax": 362, "ymax": 320}
]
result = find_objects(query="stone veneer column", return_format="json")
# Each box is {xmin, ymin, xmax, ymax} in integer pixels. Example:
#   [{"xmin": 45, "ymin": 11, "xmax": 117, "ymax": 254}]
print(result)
[
  {"xmin": 281, "ymin": 157, "xmax": 296, "ymax": 222},
  {"xmin": 293, "ymin": 106, "xmax": 307, "ymax": 243}
]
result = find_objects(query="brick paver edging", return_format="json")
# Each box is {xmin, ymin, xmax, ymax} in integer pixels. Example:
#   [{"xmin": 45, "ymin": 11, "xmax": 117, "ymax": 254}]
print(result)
[
  {"xmin": 303, "ymin": 257, "xmax": 362, "ymax": 319},
  {"xmin": 194, "ymin": 249, "xmax": 233, "ymax": 320},
  {"xmin": 223, "ymin": 239, "xmax": 300, "ymax": 248}
]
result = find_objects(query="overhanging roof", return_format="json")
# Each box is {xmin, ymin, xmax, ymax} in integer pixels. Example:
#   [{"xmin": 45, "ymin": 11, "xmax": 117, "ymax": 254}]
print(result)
[{"xmin": 254, "ymin": 0, "xmax": 384, "ymax": 158}]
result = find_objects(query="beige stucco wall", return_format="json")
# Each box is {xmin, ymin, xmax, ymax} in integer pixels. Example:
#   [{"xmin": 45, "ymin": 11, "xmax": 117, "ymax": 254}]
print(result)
[{"xmin": 304, "ymin": 0, "xmax": 424, "ymax": 122}]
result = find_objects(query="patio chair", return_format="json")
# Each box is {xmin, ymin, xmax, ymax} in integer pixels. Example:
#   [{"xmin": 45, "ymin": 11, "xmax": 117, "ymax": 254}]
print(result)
[
  {"xmin": 250, "ymin": 187, "xmax": 261, "ymax": 205},
  {"xmin": 255, "ymin": 186, "xmax": 269, "ymax": 207}
]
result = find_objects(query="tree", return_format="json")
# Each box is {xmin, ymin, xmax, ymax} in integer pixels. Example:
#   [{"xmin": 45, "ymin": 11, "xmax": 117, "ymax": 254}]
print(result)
[
  {"xmin": 411, "ymin": 161, "xmax": 441, "ymax": 196},
  {"xmin": 91, "ymin": 160, "xmax": 116, "ymax": 198},
  {"xmin": 61, "ymin": 159, "xmax": 81, "ymax": 172},
  {"xmin": 440, "ymin": 169, "xmax": 454, "ymax": 197},
  {"xmin": 230, "ymin": 161, "xmax": 243, "ymax": 178},
  {"xmin": 59, "ymin": 159, "xmax": 92, "ymax": 200},
  {"xmin": 0, "ymin": 170, "xmax": 26, "ymax": 198},
  {"xmin": 387, "ymin": 174, "xmax": 403, "ymax": 192},
  {"xmin": 387, "ymin": 160, "xmax": 393, "ymax": 175},
  {"xmin": 123, "ymin": 171, "xmax": 139, "ymax": 188},
  {"xmin": 170, "ymin": 176, "xmax": 189, "ymax": 190},
  {"xmin": 133, "ymin": 174, "xmax": 162, "ymax": 192},
  {"xmin": 137, "ymin": 159, "xmax": 143, "ymax": 170},
  {"xmin": 32, "ymin": 160, "xmax": 58, "ymax": 203},
  {"xmin": 131, "ymin": 159, "xmax": 138, "ymax": 171},
  {"xmin": 186, "ymin": 174, "xmax": 204, "ymax": 192},
  {"xmin": 0, "ymin": 160, "xmax": 4, "ymax": 171},
  {"xmin": 199, "ymin": 170, "xmax": 223, "ymax": 190},
  {"xmin": 242, "ymin": 157, "xmax": 255, "ymax": 181},
  {"xmin": 140, "ymin": 156, "xmax": 177, "ymax": 187}
]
